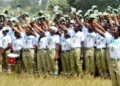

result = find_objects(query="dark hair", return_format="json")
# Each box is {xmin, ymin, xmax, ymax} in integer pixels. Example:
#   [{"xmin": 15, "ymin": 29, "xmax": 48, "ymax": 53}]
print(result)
[{"xmin": 116, "ymin": 26, "xmax": 120, "ymax": 36}]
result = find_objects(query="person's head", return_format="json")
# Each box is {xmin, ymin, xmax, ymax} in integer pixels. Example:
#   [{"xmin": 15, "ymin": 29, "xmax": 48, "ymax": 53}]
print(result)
[
  {"xmin": 64, "ymin": 30, "xmax": 70, "ymax": 38},
  {"xmin": 39, "ymin": 31, "xmax": 44, "ymax": 36},
  {"xmin": 25, "ymin": 27, "xmax": 31, "ymax": 35},
  {"xmin": 65, "ymin": 19, "xmax": 70, "ymax": 28},
  {"xmin": 14, "ymin": 32, "xmax": 20, "ymax": 38},
  {"xmin": 49, "ymin": 26, "xmax": 57, "ymax": 35},
  {"xmin": 111, "ymin": 26, "xmax": 120, "ymax": 38},
  {"xmin": 2, "ymin": 30, "xmax": 7, "ymax": 36},
  {"xmin": 73, "ymin": 23, "xmax": 79, "ymax": 32},
  {"xmin": 85, "ymin": 22, "xmax": 93, "ymax": 32}
]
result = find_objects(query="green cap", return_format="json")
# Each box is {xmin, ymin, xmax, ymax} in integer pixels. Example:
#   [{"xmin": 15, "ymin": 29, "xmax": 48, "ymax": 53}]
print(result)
[
  {"xmin": 71, "ymin": 7, "xmax": 76, "ymax": 14},
  {"xmin": 89, "ymin": 13, "xmax": 98, "ymax": 19},
  {"xmin": 38, "ymin": 15, "xmax": 46, "ymax": 21},
  {"xmin": 87, "ymin": 9, "xmax": 93, "ymax": 15},
  {"xmin": 98, "ymin": 12, "xmax": 102, "ymax": 16},
  {"xmin": 76, "ymin": 10, "xmax": 82, "ymax": 15},
  {"xmin": 38, "ymin": 10, "xmax": 44, "ymax": 16},
  {"xmin": 10, "ymin": 17, "xmax": 19, "ymax": 25},
  {"xmin": 45, "ymin": 14, "xmax": 51, "ymax": 20},
  {"xmin": 17, "ymin": 5, "xmax": 21, "ymax": 12},
  {"xmin": 30, "ymin": 18, "xmax": 36, "ymax": 23},
  {"xmin": 10, "ymin": 12, "xmax": 15, "ymax": 17},
  {"xmin": 64, "ymin": 15, "xmax": 69, "ymax": 20},
  {"xmin": 0, "ymin": 13, "xmax": 7, "ymax": 18},
  {"xmin": 3, "ymin": 10, "xmax": 8, "ymax": 14},
  {"xmin": 53, "ymin": 6, "xmax": 60, "ymax": 12},
  {"xmin": 103, "ymin": 12, "xmax": 108, "ymax": 16},
  {"xmin": 84, "ymin": 13, "xmax": 89, "ymax": 18},
  {"xmin": 78, "ymin": 14, "xmax": 83, "ymax": 19},
  {"xmin": 91, "ymin": 5, "xmax": 98, "ymax": 11},
  {"xmin": 59, "ymin": 17, "xmax": 66, "ymax": 23},
  {"xmin": 112, "ymin": 9, "xmax": 118, "ymax": 14}
]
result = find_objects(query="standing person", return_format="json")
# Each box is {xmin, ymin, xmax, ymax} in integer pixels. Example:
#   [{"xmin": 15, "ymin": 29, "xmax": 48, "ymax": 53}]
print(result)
[
  {"xmin": 46, "ymin": 26, "xmax": 60, "ymax": 77},
  {"xmin": 82, "ymin": 23, "xmax": 96, "ymax": 77},
  {"xmin": 21, "ymin": 27, "xmax": 37, "ymax": 76},
  {"xmin": 94, "ymin": 21, "xmax": 120, "ymax": 86},
  {"xmin": 1, "ymin": 27, "xmax": 11, "ymax": 73},
  {"xmin": 60, "ymin": 31, "xmax": 71, "ymax": 77},
  {"xmin": 96, "ymin": 32, "xmax": 108, "ymax": 77},
  {"xmin": 11, "ymin": 31, "xmax": 23, "ymax": 74},
  {"xmin": 36, "ymin": 31, "xmax": 47, "ymax": 78},
  {"xmin": 9, "ymin": 22, "xmax": 37, "ymax": 76}
]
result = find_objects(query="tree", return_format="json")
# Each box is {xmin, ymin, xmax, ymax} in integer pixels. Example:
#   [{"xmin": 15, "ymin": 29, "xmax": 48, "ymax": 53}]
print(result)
[{"xmin": 48, "ymin": 0, "xmax": 70, "ymax": 14}]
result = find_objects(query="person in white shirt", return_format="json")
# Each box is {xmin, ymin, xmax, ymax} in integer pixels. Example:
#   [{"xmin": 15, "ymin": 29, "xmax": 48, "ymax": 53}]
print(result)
[
  {"xmin": 36, "ymin": 31, "xmax": 47, "ymax": 78},
  {"xmin": 95, "ymin": 33, "xmax": 108, "ymax": 77},
  {"xmin": 82, "ymin": 23, "xmax": 96, "ymax": 76},
  {"xmin": 60, "ymin": 31, "xmax": 71, "ymax": 77},
  {"xmin": 94, "ymin": 20, "xmax": 120, "ymax": 86},
  {"xmin": 46, "ymin": 26, "xmax": 60, "ymax": 77},
  {"xmin": 12, "ymin": 31, "xmax": 23, "ymax": 74},
  {"xmin": 1, "ymin": 27, "xmax": 11, "ymax": 73},
  {"xmin": 8, "ymin": 21, "xmax": 37, "ymax": 76}
]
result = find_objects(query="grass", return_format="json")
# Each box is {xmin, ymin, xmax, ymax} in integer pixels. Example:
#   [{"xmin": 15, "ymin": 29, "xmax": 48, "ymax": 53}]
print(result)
[{"xmin": 0, "ymin": 73, "xmax": 112, "ymax": 86}]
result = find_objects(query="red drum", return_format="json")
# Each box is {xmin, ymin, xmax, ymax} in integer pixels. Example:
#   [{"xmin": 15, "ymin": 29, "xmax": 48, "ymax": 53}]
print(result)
[{"xmin": 7, "ymin": 53, "xmax": 19, "ymax": 65}]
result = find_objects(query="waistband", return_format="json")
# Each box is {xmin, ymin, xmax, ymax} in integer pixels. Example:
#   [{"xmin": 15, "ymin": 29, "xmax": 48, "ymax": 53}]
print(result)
[
  {"xmin": 23, "ymin": 48, "xmax": 33, "ymax": 52},
  {"xmin": 13, "ymin": 50, "xmax": 21, "ymax": 53},
  {"xmin": 97, "ymin": 48, "xmax": 106, "ymax": 50},
  {"xmin": 47, "ymin": 48, "xmax": 55, "ymax": 50},
  {"xmin": 38, "ymin": 48, "xmax": 46, "ymax": 51},
  {"xmin": 71, "ymin": 47, "xmax": 80, "ymax": 50},
  {"xmin": 62, "ymin": 50, "xmax": 70, "ymax": 53},
  {"xmin": 110, "ymin": 58, "xmax": 120, "ymax": 61},
  {"xmin": 85, "ymin": 47, "xmax": 94, "ymax": 50}
]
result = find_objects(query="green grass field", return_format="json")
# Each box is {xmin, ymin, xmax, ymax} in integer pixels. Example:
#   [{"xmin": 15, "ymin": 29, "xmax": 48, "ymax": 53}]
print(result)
[{"xmin": 0, "ymin": 73, "xmax": 112, "ymax": 86}]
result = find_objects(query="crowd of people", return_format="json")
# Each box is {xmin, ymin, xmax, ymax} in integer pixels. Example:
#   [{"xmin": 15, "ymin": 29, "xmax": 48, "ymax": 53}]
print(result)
[{"xmin": 0, "ymin": 5, "xmax": 120, "ymax": 86}]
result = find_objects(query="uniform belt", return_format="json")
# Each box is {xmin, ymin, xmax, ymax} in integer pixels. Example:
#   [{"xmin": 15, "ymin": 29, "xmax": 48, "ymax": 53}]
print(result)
[
  {"xmin": 62, "ymin": 50, "xmax": 70, "ymax": 53},
  {"xmin": 85, "ymin": 47, "xmax": 94, "ymax": 50},
  {"xmin": 97, "ymin": 48, "xmax": 106, "ymax": 50},
  {"xmin": 47, "ymin": 48, "xmax": 55, "ymax": 50},
  {"xmin": 38, "ymin": 48, "xmax": 46, "ymax": 51},
  {"xmin": 13, "ymin": 50, "xmax": 21, "ymax": 53},
  {"xmin": 71, "ymin": 47, "xmax": 80, "ymax": 50},
  {"xmin": 23, "ymin": 48, "xmax": 33, "ymax": 52},
  {"xmin": 110, "ymin": 58, "xmax": 120, "ymax": 61}
]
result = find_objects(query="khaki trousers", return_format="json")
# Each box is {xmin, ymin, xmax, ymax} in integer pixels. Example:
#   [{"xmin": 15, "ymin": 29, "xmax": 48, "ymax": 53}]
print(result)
[
  {"xmin": 110, "ymin": 58, "xmax": 120, "ymax": 86},
  {"xmin": 84, "ymin": 48, "xmax": 95, "ymax": 75},
  {"xmin": 2, "ymin": 50, "xmax": 10, "ymax": 70},
  {"xmin": 96, "ymin": 48, "xmax": 108, "ymax": 75},
  {"xmin": 70, "ymin": 48, "xmax": 83, "ymax": 75},
  {"xmin": 22, "ymin": 49, "xmax": 34, "ymax": 74},
  {"xmin": 46, "ymin": 49, "xmax": 58, "ymax": 75},
  {"xmin": 37, "ymin": 49, "xmax": 47, "ymax": 74},
  {"xmin": 61, "ymin": 51, "xmax": 71, "ymax": 75}
]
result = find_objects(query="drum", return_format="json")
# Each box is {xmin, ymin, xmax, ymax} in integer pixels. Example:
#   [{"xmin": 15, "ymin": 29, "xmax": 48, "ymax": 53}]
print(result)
[{"xmin": 7, "ymin": 53, "xmax": 19, "ymax": 65}]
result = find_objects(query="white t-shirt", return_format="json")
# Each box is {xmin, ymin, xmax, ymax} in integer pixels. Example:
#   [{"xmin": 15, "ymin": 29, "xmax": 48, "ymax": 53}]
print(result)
[
  {"xmin": 1, "ymin": 35, "xmax": 11, "ymax": 49},
  {"xmin": 82, "ymin": 27, "xmax": 96, "ymax": 48},
  {"xmin": 20, "ymin": 32, "xmax": 37, "ymax": 49},
  {"xmin": 60, "ymin": 36, "xmax": 71, "ymax": 51},
  {"xmin": 105, "ymin": 32, "xmax": 112, "ymax": 47},
  {"xmin": 12, "ymin": 36, "xmax": 23, "ymax": 51},
  {"xmin": 109, "ymin": 37, "xmax": 120, "ymax": 58},
  {"xmin": 47, "ymin": 33, "xmax": 60, "ymax": 49},
  {"xmin": 68, "ymin": 29, "xmax": 84, "ymax": 48},
  {"xmin": 96, "ymin": 33, "xmax": 106, "ymax": 49},
  {"xmin": 37, "ymin": 35, "xmax": 47, "ymax": 49},
  {"xmin": 0, "ymin": 30, "xmax": 3, "ymax": 47}
]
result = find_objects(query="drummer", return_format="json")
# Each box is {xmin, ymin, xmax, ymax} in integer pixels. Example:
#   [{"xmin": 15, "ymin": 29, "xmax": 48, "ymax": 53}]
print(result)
[
  {"xmin": 11, "ymin": 31, "xmax": 23, "ymax": 74},
  {"xmin": 1, "ymin": 27, "xmax": 12, "ymax": 73}
]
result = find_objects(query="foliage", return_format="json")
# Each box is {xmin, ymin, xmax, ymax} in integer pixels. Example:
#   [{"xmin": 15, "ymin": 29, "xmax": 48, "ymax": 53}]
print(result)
[{"xmin": 48, "ymin": 0, "xmax": 70, "ymax": 14}]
